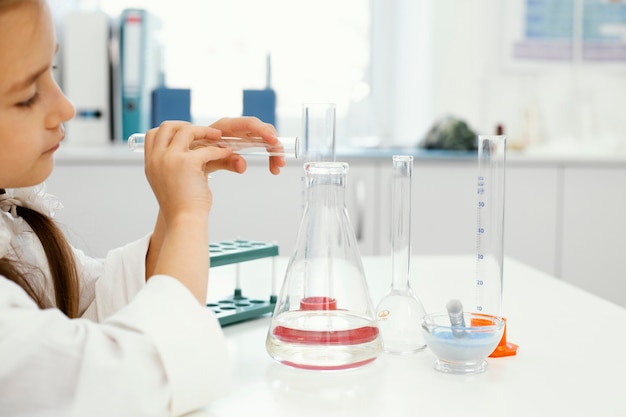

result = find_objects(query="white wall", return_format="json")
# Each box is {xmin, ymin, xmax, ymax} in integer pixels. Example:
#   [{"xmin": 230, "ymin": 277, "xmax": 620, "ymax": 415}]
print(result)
[
  {"xmin": 430, "ymin": 0, "xmax": 626, "ymax": 147},
  {"xmin": 54, "ymin": 0, "xmax": 626, "ymax": 150}
]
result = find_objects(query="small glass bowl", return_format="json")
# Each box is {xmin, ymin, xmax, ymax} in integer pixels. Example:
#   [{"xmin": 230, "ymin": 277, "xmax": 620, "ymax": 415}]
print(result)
[{"xmin": 421, "ymin": 312, "xmax": 505, "ymax": 374}]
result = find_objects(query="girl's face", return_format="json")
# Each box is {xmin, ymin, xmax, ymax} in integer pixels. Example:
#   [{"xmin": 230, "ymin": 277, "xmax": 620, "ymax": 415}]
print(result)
[{"xmin": 0, "ymin": 0, "xmax": 75, "ymax": 189}]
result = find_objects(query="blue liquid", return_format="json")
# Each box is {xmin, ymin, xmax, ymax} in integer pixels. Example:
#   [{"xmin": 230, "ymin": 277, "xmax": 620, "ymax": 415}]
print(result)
[{"xmin": 426, "ymin": 329, "xmax": 501, "ymax": 362}]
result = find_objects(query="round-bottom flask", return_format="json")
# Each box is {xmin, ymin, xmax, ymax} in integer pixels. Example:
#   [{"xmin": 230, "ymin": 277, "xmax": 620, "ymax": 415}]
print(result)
[{"xmin": 266, "ymin": 162, "xmax": 383, "ymax": 370}]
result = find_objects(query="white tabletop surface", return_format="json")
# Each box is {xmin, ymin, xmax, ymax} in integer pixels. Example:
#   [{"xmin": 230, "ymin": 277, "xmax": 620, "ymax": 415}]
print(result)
[{"xmin": 191, "ymin": 255, "xmax": 626, "ymax": 417}]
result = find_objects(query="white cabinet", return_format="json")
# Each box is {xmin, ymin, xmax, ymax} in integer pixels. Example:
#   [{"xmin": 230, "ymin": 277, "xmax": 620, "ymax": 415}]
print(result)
[
  {"xmin": 505, "ymin": 165, "xmax": 559, "ymax": 276},
  {"xmin": 378, "ymin": 159, "xmax": 478, "ymax": 257},
  {"xmin": 375, "ymin": 160, "xmax": 560, "ymax": 277},
  {"xmin": 207, "ymin": 163, "xmax": 302, "ymax": 256},
  {"xmin": 46, "ymin": 156, "xmax": 383, "ymax": 260},
  {"xmin": 343, "ymin": 159, "xmax": 382, "ymax": 256},
  {"xmin": 46, "ymin": 150, "xmax": 626, "ymax": 307},
  {"xmin": 560, "ymin": 166, "xmax": 626, "ymax": 307},
  {"xmin": 46, "ymin": 161, "xmax": 157, "ymax": 258},
  {"xmin": 208, "ymin": 158, "xmax": 382, "ymax": 257}
]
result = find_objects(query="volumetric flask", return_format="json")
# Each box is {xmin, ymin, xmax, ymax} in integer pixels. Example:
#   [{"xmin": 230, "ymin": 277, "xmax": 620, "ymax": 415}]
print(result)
[
  {"xmin": 376, "ymin": 156, "xmax": 427, "ymax": 354},
  {"xmin": 266, "ymin": 161, "xmax": 383, "ymax": 370}
]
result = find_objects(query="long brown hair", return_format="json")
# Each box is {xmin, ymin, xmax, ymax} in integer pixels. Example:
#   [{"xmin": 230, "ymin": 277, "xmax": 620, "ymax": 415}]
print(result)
[
  {"xmin": 0, "ymin": 190, "xmax": 80, "ymax": 318},
  {"xmin": 0, "ymin": 0, "xmax": 80, "ymax": 317}
]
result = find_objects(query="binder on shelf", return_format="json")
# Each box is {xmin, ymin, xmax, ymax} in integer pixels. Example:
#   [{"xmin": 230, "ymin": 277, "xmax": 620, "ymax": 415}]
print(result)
[
  {"xmin": 151, "ymin": 87, "xmax": 191, "ymax": 127},
  {"xmin": 243, "ymin": 89, "xmax": 276, "ymax": 126},
  {"xmin": 118, "ymin": 9, "xmax": 162, "ymax": 141},
  {"xmin": 62, "ymin": 11, "xmax": 111, "ymax": 146}
]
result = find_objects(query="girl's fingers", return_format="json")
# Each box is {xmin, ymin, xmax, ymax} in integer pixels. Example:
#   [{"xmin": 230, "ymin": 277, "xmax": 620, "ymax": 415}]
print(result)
[
  {"xmin": 210, "ymin": 117, "xmax": 285, "ymax": 175},
  {"xmin": 212, "ymin": 117, "xmax": 278, "ymax": 143},
  {"xmin": 270, "ymin": 154, "xmax": 286, "ymax": 175},
  {"xmin": 145, "ymin": 122, "xmax": 223, "ymax": 154},
  {"xmin": 169, "ymin": 125, "xmax": 223, "ymax": 152},
  {"xmin": 204, "ymin": 154, "xmax": 247, "ymax": 174},
  {"xmin": 145, "ymin": 120, "xmax": 284, "ymax": 175}
]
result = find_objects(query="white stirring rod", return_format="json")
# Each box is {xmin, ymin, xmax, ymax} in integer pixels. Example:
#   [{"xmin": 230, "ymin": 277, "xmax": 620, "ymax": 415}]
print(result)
[
  {"xmin": 127, "ymin": 133, "xmax": 300, "ymax": 159},
  {"xmin": 446, "ymin": 299, "xmax": 467, "ymax": 338}
]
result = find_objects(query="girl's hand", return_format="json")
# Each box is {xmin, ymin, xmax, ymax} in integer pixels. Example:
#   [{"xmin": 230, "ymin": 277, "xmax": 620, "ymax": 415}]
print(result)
[
  {"xmin": 143, "ymin": 121, "xmax": 232, "ymax": 222},
  {"xmin": 208, "ymin": 117, "xmax": 284, "ymax": 175}
]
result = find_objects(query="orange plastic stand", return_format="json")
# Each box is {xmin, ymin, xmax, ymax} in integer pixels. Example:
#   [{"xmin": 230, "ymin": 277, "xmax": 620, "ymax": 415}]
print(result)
[
  {"xmin": 470, "ymin": 316, "xmax": 518, "ymax": 357},
  {"xmin": 489, "ymin": 317, "xmax": 518, "ymax": 357}
]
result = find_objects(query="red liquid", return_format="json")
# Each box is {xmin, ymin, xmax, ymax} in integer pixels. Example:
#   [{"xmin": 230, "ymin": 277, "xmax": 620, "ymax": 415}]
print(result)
[
  {"xmin": 273, "ymin": 325, "xmax": 379, "ymax": 345},
  {"xmin": 300, "ymin": 296, "xmax": 337, "ymax": 310},
  {"xmin": 280, "ymin": 358, "xmax": 376, "ymax": 371}
]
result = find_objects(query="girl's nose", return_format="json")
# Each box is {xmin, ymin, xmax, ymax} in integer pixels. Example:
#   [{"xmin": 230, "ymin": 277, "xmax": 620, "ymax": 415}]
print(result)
[{"xmin": 45, "ymin": 82, "xmax": 76, "ymax": 129}]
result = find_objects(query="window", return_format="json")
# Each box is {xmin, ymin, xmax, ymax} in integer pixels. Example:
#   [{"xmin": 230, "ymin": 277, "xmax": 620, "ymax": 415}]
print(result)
[
  {"xmin": 87, "ymin": 0, "xmax": 370, "ymax": 139},
  {"xmin": 60, "ymin": 0, "xmax": 432, "ymax": 146}
]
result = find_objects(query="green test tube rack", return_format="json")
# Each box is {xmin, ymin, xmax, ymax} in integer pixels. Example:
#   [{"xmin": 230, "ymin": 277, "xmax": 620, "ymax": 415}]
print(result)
[{"xmin": 207, "ymin": 239, "xmax": 279, "ymax": 326}]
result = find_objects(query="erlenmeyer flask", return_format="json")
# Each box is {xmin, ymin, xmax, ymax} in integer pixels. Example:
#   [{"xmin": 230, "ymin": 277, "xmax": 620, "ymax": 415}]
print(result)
[
  {"xmin": 376, "ymin": 155, "xmax": 427, "ymax": 354},
  {"xmin": 266, "ymin": 161, "xmax": 383, "ymax": 370}
]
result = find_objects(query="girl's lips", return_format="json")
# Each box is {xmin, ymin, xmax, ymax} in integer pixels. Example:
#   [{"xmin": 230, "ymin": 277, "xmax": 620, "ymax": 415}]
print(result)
[{"xmin": 44, "ymin": 142, "xmax": 60, "ymax": 153}]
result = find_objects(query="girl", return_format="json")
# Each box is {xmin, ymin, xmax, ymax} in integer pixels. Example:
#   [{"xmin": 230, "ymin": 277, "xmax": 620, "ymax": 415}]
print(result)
[{"xmin": 0, "ymin": 0, "xmax": 284, "ymax": 415}]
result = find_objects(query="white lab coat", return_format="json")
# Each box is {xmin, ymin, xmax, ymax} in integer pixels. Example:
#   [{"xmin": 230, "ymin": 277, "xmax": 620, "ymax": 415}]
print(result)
[{"xmin": 0, "ymin": 187, "xmax": 231, "ymax": 417}]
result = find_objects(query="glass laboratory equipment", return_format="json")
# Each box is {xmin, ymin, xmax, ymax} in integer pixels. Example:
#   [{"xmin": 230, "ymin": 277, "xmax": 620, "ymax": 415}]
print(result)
[
  {"xmin": 421, "ymin": 311, "xmax": 504, "ymax": 374},
  {"xmin": 266, "ymin": 161, "xmax": 383, "ymax": 370},
  {"xmin": 128, "ymin": 133, "xmax": 300, "ymax": 158},
  {"xmin": 475, "ymin": 135, "xmax": 517, "ymax": 357},
  {"xmin": 301, "ymin": 103, "xmax": 336, "ymax": 162},
  {"xmin": 376, "ymin": 155, "xmax": 427, "ymax": 354}
]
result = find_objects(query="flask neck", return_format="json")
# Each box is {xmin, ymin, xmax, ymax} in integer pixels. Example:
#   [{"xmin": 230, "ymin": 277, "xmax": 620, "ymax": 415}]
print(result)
[
  {"xmin": 391, "ymin": 156, "xmax": 413, "ymax": 290},
  {"xmin": 304, "ymin": 161, "xmax": 349, "ymax": 206}
]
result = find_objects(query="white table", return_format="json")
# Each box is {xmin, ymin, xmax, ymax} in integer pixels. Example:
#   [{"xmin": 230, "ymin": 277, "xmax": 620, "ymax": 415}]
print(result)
[{"xmin": 193, "ymin": 255, "xmax": 626, "ymax": 417}]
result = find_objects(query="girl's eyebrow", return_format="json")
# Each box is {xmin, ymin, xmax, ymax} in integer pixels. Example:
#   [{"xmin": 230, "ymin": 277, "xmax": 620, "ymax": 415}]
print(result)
[{"xmin": 5, "ymin": 44, "xmax": 60, "ymax": 95}]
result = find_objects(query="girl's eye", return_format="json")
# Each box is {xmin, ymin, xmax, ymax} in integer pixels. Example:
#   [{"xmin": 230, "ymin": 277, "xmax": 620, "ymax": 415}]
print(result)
[
  {"xmin": 17, "ymin": 92, "xmax": 40, "ymax": 108},
  {"xmin": 16, "ymin": 66, "xmax": 57, "ymax": 108}
]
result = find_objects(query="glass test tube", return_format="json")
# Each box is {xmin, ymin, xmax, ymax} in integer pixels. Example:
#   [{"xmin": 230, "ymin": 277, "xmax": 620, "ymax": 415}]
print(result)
[
  {"xmin": 301, "ymin": 103, "xmax": 336, "ymax": 162},
  {"xmin": 127, "ymin": 133, "xmax": 300, "ymax": 158},
  {"xmin": 298, "ymin": 103, "xmax": 337, "ymax": 211},
  {"xmin": 475, "ymin": 135, "xmax": 507, "ymax": 318}
]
